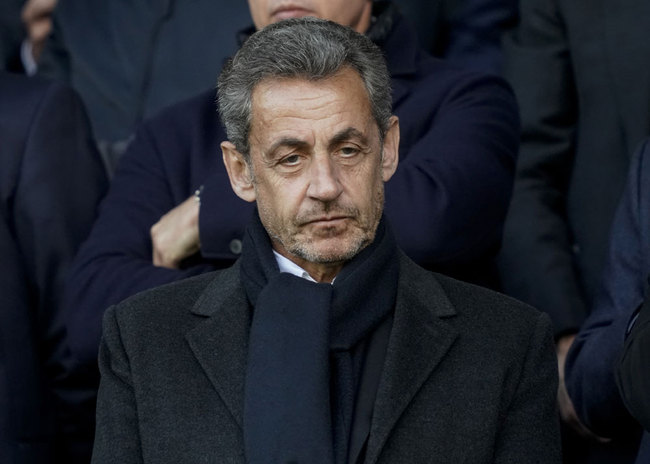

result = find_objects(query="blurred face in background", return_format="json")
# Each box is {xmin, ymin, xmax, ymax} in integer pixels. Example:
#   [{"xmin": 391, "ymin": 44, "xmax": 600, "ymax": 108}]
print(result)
[{"xmin": 247, "ymin": 0, "xmax": 373, "ymax": 33}]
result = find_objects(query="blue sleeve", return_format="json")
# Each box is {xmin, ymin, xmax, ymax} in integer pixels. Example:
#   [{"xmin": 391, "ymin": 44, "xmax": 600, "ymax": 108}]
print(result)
[
  {"xmin": 385, "ymin": 72, "xmax": 518, "ymax": 275},
  {"xmin": 64, "ymin": 121, "xmax": 216, "ymax": 366},
  {"xmin": 565, "ymin": 138, "xmax": 650, "ymax": 437}
]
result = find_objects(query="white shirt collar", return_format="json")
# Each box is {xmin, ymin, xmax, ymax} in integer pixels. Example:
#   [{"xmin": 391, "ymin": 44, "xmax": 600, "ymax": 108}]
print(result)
[{"xmin": 272, "ymin": 250, "xmax": 335, "ymax": 284}]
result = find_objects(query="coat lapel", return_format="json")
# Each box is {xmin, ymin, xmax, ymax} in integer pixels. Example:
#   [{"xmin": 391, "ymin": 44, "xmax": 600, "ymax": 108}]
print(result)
[
  {"xmin": 365, "ymin": 255, "xmax": 458, "ymax": 464},
  {"xmin": 185, "ymin": 263, "xmax": 251, "ymax": 428}
]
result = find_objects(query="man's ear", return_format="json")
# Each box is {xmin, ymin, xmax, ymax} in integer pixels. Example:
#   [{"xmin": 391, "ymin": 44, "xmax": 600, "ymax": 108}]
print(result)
[
  {"xmin": 381, "ymin": 115, "xmax": 400, "ymax": 182},
  {"xmin": 221, "ymin": 141, "xmax": 256, "ymax": 202}
]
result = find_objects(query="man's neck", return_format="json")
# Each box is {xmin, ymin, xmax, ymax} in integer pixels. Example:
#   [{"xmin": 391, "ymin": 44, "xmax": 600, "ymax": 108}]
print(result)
[{"xmin": 271, "ymin": 246, "xmax": 343, "ymax": 283}]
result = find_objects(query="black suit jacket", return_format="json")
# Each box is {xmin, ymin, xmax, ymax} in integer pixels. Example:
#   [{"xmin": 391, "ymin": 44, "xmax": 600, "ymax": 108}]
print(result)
[
  {"xmin": 0, "ymin": 72, "xmax": 107, "ymax": 463},
  {"xmin": 92, "ymin": 253, "xmax": 560, "ymax": 463},
  {"xmin": 396, "ymin": 0, "xmax": 517, "ymax": 74},
  {"xmin": 499, "ymin": 0, "xmax": 650, "ymax": 335}
]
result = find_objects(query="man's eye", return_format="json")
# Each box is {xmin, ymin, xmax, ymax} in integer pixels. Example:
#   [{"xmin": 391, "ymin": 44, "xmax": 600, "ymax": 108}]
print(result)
[
  {"xmin": 339, "ymin": 146, "xmax": 360, "ymax": 157},
  {"xmin": 280, "ymin": 154, "xmax": 301, "ymax": 166}
]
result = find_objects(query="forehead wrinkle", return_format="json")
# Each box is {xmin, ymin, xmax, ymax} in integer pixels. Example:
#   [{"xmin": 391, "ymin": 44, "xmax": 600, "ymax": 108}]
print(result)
[{"xmin": 249, "ymin": 70, "xmax": 375, "ymax": 158}]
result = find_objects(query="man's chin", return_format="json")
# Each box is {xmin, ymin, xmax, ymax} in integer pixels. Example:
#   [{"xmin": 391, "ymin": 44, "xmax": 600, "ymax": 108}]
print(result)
[{"xmin": 291, "ymin": 236, "xmax": 370, "ymax": 264}]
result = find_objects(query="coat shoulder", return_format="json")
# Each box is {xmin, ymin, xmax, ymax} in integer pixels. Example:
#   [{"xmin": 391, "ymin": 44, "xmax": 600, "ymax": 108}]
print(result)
[
  {"xmin": 107, "ymin": 264, "xmax": 242, "ymax": 334},
  {"xmin": 400, "ymin": 253, "xmax": 550, "ymax": 340}
]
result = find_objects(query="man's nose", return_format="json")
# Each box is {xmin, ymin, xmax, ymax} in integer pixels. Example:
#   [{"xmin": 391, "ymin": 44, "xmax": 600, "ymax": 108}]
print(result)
[{"xmin": 306, "ymin": 154, "xmax": 342, "ymax": 202}]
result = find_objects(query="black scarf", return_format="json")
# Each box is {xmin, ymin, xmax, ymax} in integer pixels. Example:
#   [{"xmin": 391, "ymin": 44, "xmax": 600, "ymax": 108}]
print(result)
[{"xmin": 241, "ymin": 212, "xmax": 399, "ymax": 464}]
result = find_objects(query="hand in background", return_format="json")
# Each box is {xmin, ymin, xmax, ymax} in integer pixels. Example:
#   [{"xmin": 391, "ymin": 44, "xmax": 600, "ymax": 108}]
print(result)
[
  {"xmin": 556, "ymin": 334, "xmax": 610, "ymax": 443},
  {"xmin": 21, "ymin": 0, "xmax": 57, "ymax": 62},
  {"xmin": 151, "ymin": 196, "xmax": 201, "ymax": 269}
]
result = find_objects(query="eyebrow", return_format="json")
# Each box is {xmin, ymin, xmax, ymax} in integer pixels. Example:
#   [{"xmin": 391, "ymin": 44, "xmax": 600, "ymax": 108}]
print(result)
[
  {"xmin": 265, "ymin": 138, "xmax": 310, "ymax": 160},
  {"xmin": 328, "ymin": 127, "xmax": 369, "ymax": 151},
  {"xmin": 265, "ymin": 127, "xmax": 370, "ymax": 159}
]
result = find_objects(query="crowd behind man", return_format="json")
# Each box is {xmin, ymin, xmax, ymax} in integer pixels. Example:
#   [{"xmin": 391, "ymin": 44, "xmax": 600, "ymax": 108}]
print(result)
[{"xmin": 1, "ymin": 0, "xmax": 650, "ymax": 463}]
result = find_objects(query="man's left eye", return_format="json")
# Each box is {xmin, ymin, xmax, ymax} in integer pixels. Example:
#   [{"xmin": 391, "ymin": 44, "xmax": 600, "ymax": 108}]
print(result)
[{"xmin": 338, "ymin": 146, "xmax": 360, "ymax": 157}]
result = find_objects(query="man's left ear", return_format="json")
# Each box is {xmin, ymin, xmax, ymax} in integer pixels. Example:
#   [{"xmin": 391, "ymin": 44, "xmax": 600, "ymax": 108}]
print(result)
[{"xmin": 381, "ymin": 116, "xmax": 400, "ymax": 182}]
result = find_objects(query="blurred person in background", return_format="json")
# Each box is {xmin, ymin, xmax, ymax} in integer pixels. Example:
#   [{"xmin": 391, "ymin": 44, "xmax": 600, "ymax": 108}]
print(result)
[
  {"xmin": 498, "ymin": 0, "xmax": 650, "ymax": 462},
  {"xmin": 36, "ymin": 0, "xmax": 517, "ymax": 172},
  {"xmin": 0, "ymin": 72, "xmax": 106, "ymax": 463}
]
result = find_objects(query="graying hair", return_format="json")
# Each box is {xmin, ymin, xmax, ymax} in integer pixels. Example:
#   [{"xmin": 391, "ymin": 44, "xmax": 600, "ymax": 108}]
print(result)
[{"xmin": 217, "ymin": 17, "xmax": 392, "ymax": 157}]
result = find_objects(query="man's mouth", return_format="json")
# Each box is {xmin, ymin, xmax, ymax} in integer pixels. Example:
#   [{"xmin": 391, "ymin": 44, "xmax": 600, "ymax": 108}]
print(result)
[
  {"xmin": 271, "ymin": 5, "xmax": 315, "ymax": 22},
  {"xmin": 303, "ymin": 215, "xmax": 349, "ymax": 226}
]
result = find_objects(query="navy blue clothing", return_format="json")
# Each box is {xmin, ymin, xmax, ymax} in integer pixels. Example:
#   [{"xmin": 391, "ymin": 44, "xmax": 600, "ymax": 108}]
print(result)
[
  {"xmin": 397, "ymin": 0, "xmax": 518, "ymax": 75},
  {"xmin": 564, "ymin": 139, "xmax": 650, "ymax": 457},
  {"xmin": 65, "ymin": 12, "xmax": 519, "ymax": 367},
  {"xmin": 0, "ymin": 73, "xmax": 107, "ymax": 463},
  {"xmin": 38, "ymin": 0, "xmax": 251, "ymax": 158}
]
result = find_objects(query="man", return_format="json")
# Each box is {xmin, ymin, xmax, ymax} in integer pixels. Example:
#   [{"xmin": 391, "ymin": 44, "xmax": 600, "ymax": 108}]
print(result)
[
  {"xmin": 0, "ymin": 72, "xmax": 107, "ymax": 463},
  {"xmin": 91, "ymin": 18, "xmax": 558, "ymax": 464},
  {"xmin": 65, "ymin": 0, "xmax": 519, "ymax": 369}
]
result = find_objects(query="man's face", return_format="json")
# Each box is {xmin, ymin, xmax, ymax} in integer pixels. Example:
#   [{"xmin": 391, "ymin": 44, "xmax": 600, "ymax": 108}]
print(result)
[
  {"xmin": 223, "ymin": 68, "xmax": 399, "ymax": 271},
  {"xmin": 247, "ymin": 0, "xmax": 373, "ymax": 33}
]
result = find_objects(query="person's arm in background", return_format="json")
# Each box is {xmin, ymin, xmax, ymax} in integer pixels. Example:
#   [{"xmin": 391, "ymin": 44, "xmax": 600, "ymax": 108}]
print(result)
[
  {"xmin": 3, "ymin": 76, "xmax": 108, "ymax": 462},
  {"xmin": 498, "ymin": 0, "xmax": 584, "ymax": 334},
  {"xmin": 565, "ymin": 139, "xmax": 650, "ymax": 438},
  {"xmin": 9, "ymin": 79, "xmax": 107, "ymax": 363},
  {"xmin": 383, "ymin": 70, "xmax": 518, "ymax": 279},
  {"xmin": 63, "ymin": 112, "xmax": 223, "ymax": 367},
  {"xmin": 618, "ymin": 293, "xmax": 650, "ymax": 432}
]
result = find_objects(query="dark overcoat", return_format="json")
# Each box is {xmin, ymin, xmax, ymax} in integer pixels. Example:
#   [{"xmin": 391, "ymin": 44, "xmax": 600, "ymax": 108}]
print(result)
[{"xmin": 92, "ymin": 254, "xmax": 560, "ymax": 463}]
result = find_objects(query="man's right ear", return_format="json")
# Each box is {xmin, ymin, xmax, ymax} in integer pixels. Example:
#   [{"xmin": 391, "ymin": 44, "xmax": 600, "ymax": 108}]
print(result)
[{"xmin": 221, "ymin": 141, "xmax": 256, "ymax": 202}]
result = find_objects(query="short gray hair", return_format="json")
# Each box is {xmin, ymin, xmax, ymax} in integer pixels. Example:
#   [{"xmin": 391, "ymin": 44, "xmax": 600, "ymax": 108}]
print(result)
[{"xmin": 217, "ymin": 17, "xmax": 392, "ymax": 157}]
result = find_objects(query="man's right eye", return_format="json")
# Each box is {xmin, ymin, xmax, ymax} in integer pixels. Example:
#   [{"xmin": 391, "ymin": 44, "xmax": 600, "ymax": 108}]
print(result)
[{"xmin": 280, "ymin": 154, "xmax": 301, "ymax": 166}]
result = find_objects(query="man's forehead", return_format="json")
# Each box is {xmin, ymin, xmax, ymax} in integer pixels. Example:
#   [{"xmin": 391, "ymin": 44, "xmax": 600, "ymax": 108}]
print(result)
[
  {"xmin": 251, "ymin": 67, "xmax": 368, "ymax": 103},
  {"xmin": 248, "ymin": 68, "xmax": 375, "ymax": 144}
]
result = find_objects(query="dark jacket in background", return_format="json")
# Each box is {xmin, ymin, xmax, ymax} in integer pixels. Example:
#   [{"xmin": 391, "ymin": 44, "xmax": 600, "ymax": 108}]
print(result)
[
  {"xmin": 0, "ymin": 73, "xmax": 107, "ymax": 463},
  {"xmin": 65, "ymin": 8, "xmax": 519, "ymax": 369},
  {"xmin": 499, "ymin": 0, "xmax": 650, "ymax": 337},
  {"xmin": 0, "ymin": 0, "xmax": 25, "ymax": 72},
  {"xmin": 396, "ymin": 0, "xmax": 518, "ymax": 75}
]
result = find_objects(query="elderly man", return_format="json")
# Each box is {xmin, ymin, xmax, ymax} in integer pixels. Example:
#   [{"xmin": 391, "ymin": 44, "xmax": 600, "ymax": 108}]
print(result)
[
  {"xmin": 65, "ymin": 0, "xmax": 518, "ymax": 371},
  {"xmin": 91, "ymin": 19, "xmax": 557, "ymax": 464}
]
